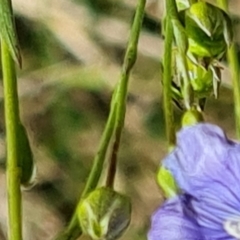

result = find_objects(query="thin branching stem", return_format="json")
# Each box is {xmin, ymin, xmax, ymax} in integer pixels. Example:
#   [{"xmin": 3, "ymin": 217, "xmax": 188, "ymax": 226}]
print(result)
[
  {"xmin": 163, "ymin": 18, "xmax": 176, "ymax": 148},
  {"xmin": 1, "ymin": 40, "xmax": 22, "ymax": 240},
  {"xmin": 217, "ymin": 0, "xmax": 240, "ymax": 139},
  {"xmin": 162, "ymin": 0, "xmax": 179, "ymax": 148},
  {"xmin": 54, "ymin": 102, "xmax": 117, "ymax": 239},
  {"xmin": 106, "ymin": 0, "xmax": 146, "ymax": 188},
  {"xmin": 55, "ymin": 0, "xmax": 146, "ymax": 239}
]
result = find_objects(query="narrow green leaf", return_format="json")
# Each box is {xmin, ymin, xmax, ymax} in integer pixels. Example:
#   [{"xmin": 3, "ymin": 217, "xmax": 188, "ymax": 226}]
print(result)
[
  {"xmin": 18, "ymin": 123, "xmax": 35, "ymax": 189},
  {"xmin": 172, "ymin": 19, "xmax": 188, "ymax": 54},
  {"xmin": 0, "ymin": 0, "xmax": 21, "ymax": 66},
  {"xmin": 222, "ymin": 11, "xmax": 233, "ymax": 47}
]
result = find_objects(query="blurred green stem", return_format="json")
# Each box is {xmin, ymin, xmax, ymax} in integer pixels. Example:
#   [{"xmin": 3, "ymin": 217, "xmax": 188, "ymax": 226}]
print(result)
[
  {"xmin": 55, "ymin": 0, "xmax": 146, "ymax": 239},
  {"xmin": 54, "ymin": 102, "xmax": 117, "ymax": 240},
  {"xmin": 163, "ymin": 0, "xmax": 178, "ymax": 148},
  {"xmin": 217, "ymin": 0, "xmax": 240, "ymax": 139},
  {"xmin": 166, "ymin": 0, "xmax": 178, "ymax": 16},
  {"xmin": 106, "ymin": 0, "xmax": 146, "ymax": 188},
  {"xmin": 1, "ymin": 40, "xmax": 22, "ymax": 240}
]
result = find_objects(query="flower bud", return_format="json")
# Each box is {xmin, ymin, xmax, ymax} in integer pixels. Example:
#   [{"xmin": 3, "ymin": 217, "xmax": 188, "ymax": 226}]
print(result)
[
  {"xmin": 157, "ymin": 166, "xmax": 179, "ymax": 199},
  {"xmin": 190, "ymin": 66, "xmax": 213, "ymax": 98},
  {"xmin": 185, "ymin": 2, "xmax": 233, "ymax": 59},
  {"xmin": 181, "ymin": 109, "xmax": 204, "ymax": 127},
  {"xmin": 78, "ymin": 187, "xmax": 131, "ymax": 240}
]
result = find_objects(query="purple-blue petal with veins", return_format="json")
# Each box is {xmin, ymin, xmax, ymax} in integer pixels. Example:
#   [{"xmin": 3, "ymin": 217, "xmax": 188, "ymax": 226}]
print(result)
[
  {"xmin": 162, "ymin": 123, "xmax": 240, "ymax": 239},
  {"xmin": 148, "ymin": 195, "xmax": 206, "ymax": 240},
  {"xmin": 163, "ymin": 124, "xmax": 237, "ymax": 193}
]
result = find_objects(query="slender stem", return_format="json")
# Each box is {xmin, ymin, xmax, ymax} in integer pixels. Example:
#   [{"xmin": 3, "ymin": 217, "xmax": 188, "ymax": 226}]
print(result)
[
  {"xmin": 165, "ymin": 0, "xmax": 178, "ymax": 17},
  {"xmin": 55, "ymin": 1, "xmax": 146, "ymax": 239},
  {"xmin": 106, "ymin": 0, "xmax": 146, "ymax": 188},
  {"xmin": 228, "ymin": 45, "xmax": 240, "ymax": 139},
  {"xmin": 1, "ymin": 40, "xmax": 22, "ymax": 240},
  {"xmin": 163, "ymin": 1, "xmax": 177, "ymax": 148},
  {"xmin": 54, "ymin": 103, "xmax": 117, "ymax": 240},
  {"xmin": 217, "ymin": 0, "xmax": 240, "ymax": 139},
  {"xmin": 82, "ymin": 106, "xmax": 117, "ymax": 198},
  {"xmin": 105, "ymin": 126, "xmax": 119, "ymax": 188},
  {"xmin": 163, "ymin": 18, "xmax": 176, "ymax": 147}
]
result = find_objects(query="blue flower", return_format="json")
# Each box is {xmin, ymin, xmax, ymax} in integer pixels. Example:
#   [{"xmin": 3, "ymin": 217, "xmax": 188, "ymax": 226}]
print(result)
[{"xmin": 148, "ymin": 123, "xmax": 240, "ymax": 240}]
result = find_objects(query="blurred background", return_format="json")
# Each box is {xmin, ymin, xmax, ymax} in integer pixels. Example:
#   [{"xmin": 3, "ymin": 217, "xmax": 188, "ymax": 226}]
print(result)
[{"xmin": 0, "ymin": 0, "xmax": 239, "ymax": 239}]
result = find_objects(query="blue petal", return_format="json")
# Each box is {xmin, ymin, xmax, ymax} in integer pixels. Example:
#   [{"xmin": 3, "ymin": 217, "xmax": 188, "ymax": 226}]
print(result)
[
  {"xmin": 148, "ymin": 195, "xmax": 206, "ymax": 240},
  {"xmin": 163, "ymin": 124, "xmax": 235, "ymax": 193},
  {"xmin": 162, "ymin": 123, "xmax": 240, "ymax": 238}
]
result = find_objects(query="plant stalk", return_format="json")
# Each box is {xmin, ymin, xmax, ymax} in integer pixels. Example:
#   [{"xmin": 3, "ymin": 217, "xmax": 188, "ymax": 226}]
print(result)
[
  {"xmin": 163, "ymin": 0, "xmax": 179, "ymax": 148},
  {"xmin": 1, "ymin": 40, "xmax": 22, "ymax": 240},
  {"xmin": 106, "ymin": 0, "xmax": 146, "ymax": 188},
  {"xmin": 55, "ymin": 0, "xmax": 146, "ymax": 239},
  {"xmin": 217, "ymin": 0, "xmax": 240, "ymax": 139},
  {"xmin": 54, "ymin": 103, "xmax": 117, "ymax": 240}
]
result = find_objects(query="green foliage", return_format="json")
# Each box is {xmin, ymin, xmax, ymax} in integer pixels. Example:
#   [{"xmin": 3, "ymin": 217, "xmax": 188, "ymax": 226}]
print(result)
[
  {"xmin": 0, "ymin": 0, "xmax": 21, "ymax": 65},
  {"xmin": 0, "ymin": 0, "xmax": 237, "ymax": 239},
  {"xmin": 0, "ymin": 0, "xmax": 23, "ymax": 238},
  {"xmin": 167, "ymin": 1, "xmax": 233, "ymax": 110},
  {"xmin": 183, "ymin": 2, "xmax": 233, "ymax": 59}
]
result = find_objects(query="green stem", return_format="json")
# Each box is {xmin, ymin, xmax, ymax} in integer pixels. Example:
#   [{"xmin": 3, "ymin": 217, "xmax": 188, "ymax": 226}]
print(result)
[
  {"xmin": 106, "ymin": 0, "xmax": 146, "ymax": 188},
  {"xmin": 55, "ymin": 1, "xmax": 146, "ymax": 239},
  {"xmin": 1, "ymin": 40, "xmax": 22, "ymax": 240},
  {"xmin": 163, "ymin": 1, "xmax": 177, "ymax": 148},
  {"xmin": 166, "ymin": 0, "xmax": 178, "ymax": 17},
  {"xmin": 217, "ymin": 0, "xmax": 240, "ymax": 139},
  {"xmin": 228, "ymin": 45, "xmax": 240, "ymax": 139},
  {"xmin": 54, "ymin": 103, "xmax": 117, "ymax": 240},
  {"xmin": 163, "ymin": 18, "xmax": 176, "ymax": 148}
]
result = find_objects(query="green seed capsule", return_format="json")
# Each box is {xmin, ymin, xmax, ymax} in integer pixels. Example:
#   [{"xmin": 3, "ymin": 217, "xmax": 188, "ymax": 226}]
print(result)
[
  {"xmin": 181, "ymin": 108, "xmax": 204, "ymax": 127},
  {"xmin": 78, "ymin": 187, "xmax": 131, "ymax": 240}
]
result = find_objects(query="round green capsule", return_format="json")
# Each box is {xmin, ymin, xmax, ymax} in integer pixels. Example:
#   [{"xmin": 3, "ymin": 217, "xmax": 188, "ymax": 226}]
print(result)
[
  {"xmin": 78, "ymin": 187, "xmax": 131, "ymax": 240},
  {"xmin": 181, "ymin": 108, "xmax": 204, "ymax": 126}
]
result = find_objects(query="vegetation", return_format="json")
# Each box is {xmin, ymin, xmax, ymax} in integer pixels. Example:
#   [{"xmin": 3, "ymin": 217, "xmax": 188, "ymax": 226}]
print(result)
[{"xmin": 0, "ymin": 0, "xmax": 239, "ymax": 239}]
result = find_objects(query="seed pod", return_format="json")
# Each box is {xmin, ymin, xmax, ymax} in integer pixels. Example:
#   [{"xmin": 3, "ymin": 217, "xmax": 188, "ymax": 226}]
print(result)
[
  {"xmin": 78, "ymin": 187, "xmax": 131, "ymax": 240},
  {"xmin": 181, "ymin": 108, "xmax": 204, "ymax": 127},
  {"xmin": 18, "ymin": 123, "xmax": 36, "ymax": 189}
]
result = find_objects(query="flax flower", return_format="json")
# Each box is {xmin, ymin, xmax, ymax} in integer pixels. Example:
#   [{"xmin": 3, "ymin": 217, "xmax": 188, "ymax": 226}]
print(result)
[{"xmin": 148, "ymin": 124, "xmax": 240, "ymax": 240}]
